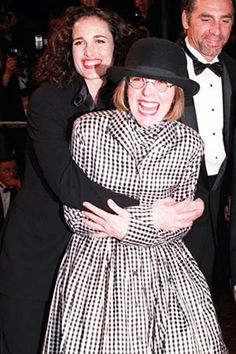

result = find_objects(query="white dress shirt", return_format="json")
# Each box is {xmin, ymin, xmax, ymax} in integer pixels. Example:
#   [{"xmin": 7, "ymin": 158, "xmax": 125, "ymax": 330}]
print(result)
[
  {"xmin": 0, "ymin": 183, "xmax": 10, "ymax": 218},
  {"xmin": 185, "ymin": 38, "xmax": 226, "ymax": 176}
]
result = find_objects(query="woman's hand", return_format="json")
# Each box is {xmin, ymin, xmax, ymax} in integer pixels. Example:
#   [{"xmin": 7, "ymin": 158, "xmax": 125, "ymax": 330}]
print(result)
[
  {"xmin": 153, "ymin": 197, "xmax": 204, "ymax": 230},
  {"xmin": 82, "ymin": 199, "xmax": 130, "ymax": 240}
]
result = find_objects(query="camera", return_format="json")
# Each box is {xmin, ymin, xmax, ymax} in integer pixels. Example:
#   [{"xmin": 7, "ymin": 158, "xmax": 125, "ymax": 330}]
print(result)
[
  {"xmin": 0, "ymin": 12, "xmax": 12, "ymax": 25},
  {"xmin": 7, "ymin": 48, "xmax": 28, "ymax": 69}
]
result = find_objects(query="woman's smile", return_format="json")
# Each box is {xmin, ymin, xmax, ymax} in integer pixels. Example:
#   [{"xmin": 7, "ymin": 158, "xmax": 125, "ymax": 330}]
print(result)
[{"xmin": 137, "ymin": 100, "xmax": 160, "ymax": 115}]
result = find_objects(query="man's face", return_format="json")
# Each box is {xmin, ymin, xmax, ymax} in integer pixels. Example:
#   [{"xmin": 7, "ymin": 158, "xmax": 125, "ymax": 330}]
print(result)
[
  {"xmin": 182, "ymin": 0, "xmax": 234, "ymax": 61},
  {"xmin": 0, "ymin": 160, "xmax": 17, "ymax": 186}
]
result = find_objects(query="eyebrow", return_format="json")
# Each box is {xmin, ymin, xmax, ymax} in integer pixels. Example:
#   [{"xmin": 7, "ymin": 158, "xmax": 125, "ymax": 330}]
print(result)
[
  {"xmin": 200, "ymin": 12, "xmax": 234, "ymax": 19},
  {"xmin": 72, "ymin": 35, "xmax": 108, "ymax": 42}
]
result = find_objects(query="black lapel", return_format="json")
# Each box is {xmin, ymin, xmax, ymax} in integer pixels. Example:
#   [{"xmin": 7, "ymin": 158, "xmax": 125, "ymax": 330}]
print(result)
[
  {"xmin": 10, "ymin": 189, "xmax": 17, "ymax": 204},
  {"xmin": 182, "ymin": 96, "xmax": 199, "ymax": 132},
  {"xmin": 220, "ymin": 53, "xmax": 233, "ymax": 154},
  {"xmin": 181, "ymin": 52, "xmax": 208, "ymax": 188},
  {"xmin": 0, "ymin": 196, "xmax": 4, "ymax": 229},
  {"xmin": 211, "ymin": 53, "xmax": 235, "ymax": 190}
]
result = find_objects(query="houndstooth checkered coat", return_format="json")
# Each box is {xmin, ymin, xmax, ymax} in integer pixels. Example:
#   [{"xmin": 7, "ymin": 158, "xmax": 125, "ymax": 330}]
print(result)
[{"xmin": 43, "ymin": 110, "xmax": 228, "ymax": 354}]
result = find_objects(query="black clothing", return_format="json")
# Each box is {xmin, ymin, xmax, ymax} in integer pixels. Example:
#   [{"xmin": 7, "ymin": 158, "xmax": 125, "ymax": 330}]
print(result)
[
  {"xmin": 183, "ymin": 52, "xmax": 236, "ymax": 289},
  {"xmin": 0, "ymin": 77, "xmax": 138, "ymax": 354}
]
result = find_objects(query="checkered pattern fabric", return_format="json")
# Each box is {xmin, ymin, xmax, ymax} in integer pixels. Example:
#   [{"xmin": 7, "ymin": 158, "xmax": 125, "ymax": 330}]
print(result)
[{"xmin": 43, "ymin": 110, "xmax": 227, "ymax": 353}]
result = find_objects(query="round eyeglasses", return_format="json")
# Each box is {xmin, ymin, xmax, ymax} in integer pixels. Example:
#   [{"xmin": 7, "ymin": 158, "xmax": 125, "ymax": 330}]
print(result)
[{"xmin": 128, "ymin": 77, "xmax": 174, "ymax": 93}]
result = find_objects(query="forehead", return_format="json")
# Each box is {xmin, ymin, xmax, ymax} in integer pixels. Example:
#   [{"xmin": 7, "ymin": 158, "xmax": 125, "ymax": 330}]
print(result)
[
  {"xmin": 0, "ymin": 160, "xmax": 16, "ymax": 168},
  {"xmin": 73, "ymin": 16, "xmax": 111, "ymax": 36},
  {"xmin": 193, "ymin": 0, "xmax": 234, "ymax": 15}
]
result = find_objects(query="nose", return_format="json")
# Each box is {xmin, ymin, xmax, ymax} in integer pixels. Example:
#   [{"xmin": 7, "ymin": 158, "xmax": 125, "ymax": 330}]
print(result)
[
  {"xmin": 84, "ymin": 43, "xmax": 95, "ymax": 57},
  {"xmin": 141, "ymin": 81, "xmax": 156, "ymax": 96},
  {"xmin": 7, "ymin": 169, "xmax": 15, "ymax": 177},
  {"xmin": 210, "ymin": 20, "xmax": 221, "ymax": 35}
]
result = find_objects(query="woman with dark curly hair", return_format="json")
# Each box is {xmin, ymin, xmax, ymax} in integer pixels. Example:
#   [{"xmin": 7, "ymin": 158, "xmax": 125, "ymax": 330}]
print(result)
[{"xmin": 0, "ymin": 6, "xmax": 140, "ymax": 354}]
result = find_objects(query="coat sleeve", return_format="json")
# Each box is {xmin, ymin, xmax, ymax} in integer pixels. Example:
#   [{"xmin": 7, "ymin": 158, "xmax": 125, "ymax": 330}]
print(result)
[
  {"xmin": 230, "ymin": 130, "xmax": 236, "ymax": 286},
  {"xmin": 121, "ymin": 140, "xmax": 204, "ymax": 247},
  {"xmin": 27, "ymin": 84, "xmax": 139, "ymax": 211}
]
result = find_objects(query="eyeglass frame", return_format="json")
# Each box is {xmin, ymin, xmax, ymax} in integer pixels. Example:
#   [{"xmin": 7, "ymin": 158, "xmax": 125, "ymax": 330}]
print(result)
[{"xmin": 128, "ymin": 76, "xmax": 174, "ymax": 93}]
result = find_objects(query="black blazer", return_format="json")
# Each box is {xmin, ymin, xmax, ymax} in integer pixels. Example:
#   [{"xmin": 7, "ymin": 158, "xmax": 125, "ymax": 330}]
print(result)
[
  {"xmin": 182, "ymin": 51, "xmax": 236, "ymax": 285},
  {"xmin": 229, "ymin": 113, "xmax": 236, "ymax": 286},
  {"xmin": 0, "ymin": 77, "xmax": 138, "ymax": 301}
]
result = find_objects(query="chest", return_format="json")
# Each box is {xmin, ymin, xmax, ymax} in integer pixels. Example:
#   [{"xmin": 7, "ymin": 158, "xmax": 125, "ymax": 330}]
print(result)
[{"xmin": 79, "ymin": 131, "xmax": 193, "ymax": 203}]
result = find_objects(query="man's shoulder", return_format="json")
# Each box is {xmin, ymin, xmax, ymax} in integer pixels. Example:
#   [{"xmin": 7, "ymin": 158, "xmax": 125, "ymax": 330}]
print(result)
[
  {"xmin": 220, "ymin": 51, "xmax": 236, "ymax": 90},
  {"xmin": 221, "ymin": 51, "xmax": 236, "ymax": 64},
  {"xmin": 220, "ymin": 51, "xmax": 236, "ymax": 73}
]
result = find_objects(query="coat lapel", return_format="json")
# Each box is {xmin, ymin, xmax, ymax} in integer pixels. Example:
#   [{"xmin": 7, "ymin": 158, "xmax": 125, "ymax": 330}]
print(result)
[
  {"xmin": 0, "ymin": 195, "xmax": 4, "ymax": 229},
  {"xmin": 212, "ymin": 57, "xmax": 233, "ymax": 190},
  {"xmin": 221, "ymin": 56, "xmax": 232, "ymax": 155},
  {"xmin": 108, "ymin": 111, "xmax": 176, "ymax": 161},
  {"xmin": 182, "ymin": 96, "xmax": 199, "ymax": 132}
]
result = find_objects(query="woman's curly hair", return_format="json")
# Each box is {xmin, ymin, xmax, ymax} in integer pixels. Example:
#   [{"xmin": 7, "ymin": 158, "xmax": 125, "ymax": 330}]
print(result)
[{"xmin": 34, "ymin": 6, "xmax": 141, "ymax": 87}]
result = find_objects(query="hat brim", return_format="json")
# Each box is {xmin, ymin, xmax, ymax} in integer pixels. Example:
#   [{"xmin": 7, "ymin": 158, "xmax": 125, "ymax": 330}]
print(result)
[{"xmin": 107, "ymin": 66, "xmax": 199, "ymax": 97}]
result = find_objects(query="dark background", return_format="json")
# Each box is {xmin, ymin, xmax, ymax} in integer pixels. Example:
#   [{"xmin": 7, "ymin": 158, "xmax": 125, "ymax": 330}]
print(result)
[
  {"xmin": 8, "ymin": 0, "xmax": 183, "ymax": 43},
  {"xmin": 3, "ymin": 0, "xmax": 236, "ymax": 59}
]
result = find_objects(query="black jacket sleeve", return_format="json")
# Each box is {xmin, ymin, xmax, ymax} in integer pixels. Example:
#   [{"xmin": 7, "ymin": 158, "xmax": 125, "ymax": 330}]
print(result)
[{"xmin": 27, "ymin": 82, "xmax": 139, "ymax": 211}]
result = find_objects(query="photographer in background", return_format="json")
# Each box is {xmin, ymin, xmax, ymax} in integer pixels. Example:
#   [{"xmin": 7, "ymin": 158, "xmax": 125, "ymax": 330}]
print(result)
[{"xmin": 0, "ymin": 2, "xmax": 33, "ymax": 178}]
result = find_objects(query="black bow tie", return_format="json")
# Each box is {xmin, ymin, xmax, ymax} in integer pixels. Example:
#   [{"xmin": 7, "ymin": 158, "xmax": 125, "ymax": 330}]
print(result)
[
  {"xmin": 182, "ymin": 41, "xmax": 223, "ymax": 77},
  {"xmin": 2, "ymin": 186, "xmax": 16, "ymax": 193}
]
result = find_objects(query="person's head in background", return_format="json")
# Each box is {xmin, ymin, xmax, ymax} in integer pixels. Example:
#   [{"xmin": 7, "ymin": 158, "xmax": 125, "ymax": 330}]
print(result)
[
  {"xmin": 34, "ymin": 6, "xmax": 140, "ymax": 96},
  {"xmin": 181, "ymin": 0, "xmax": 234, "ymax": 61},
  {"xmin": 0, "ymin": 1, "xmax": 18, "ymax": 38},
  {"xmin": 0, "ymin": 151, "xmax": 20, "ymax": 189}
]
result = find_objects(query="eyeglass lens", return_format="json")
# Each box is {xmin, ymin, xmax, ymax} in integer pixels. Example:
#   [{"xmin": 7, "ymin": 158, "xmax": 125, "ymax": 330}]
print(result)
[{"xmin": 129, "ymin": 77, "xmax": 171, "ymax": 92}]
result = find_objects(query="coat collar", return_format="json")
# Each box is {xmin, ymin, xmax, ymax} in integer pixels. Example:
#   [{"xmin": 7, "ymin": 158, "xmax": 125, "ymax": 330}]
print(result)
[{"xmin": 107, "ymin": 110, "xmax": 178, "ymax": 158}]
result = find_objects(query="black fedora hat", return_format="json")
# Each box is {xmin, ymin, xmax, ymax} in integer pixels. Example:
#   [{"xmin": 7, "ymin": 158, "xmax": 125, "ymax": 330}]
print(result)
[{"xmin": 108, "ymin": 37, "xmax": 199, "ymax": 97}]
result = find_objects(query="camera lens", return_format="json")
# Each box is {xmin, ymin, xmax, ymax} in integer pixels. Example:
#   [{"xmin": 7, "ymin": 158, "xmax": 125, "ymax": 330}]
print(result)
[{"xmin": 8, "ymin": 48, "xmax": 18, "ymax": 58}]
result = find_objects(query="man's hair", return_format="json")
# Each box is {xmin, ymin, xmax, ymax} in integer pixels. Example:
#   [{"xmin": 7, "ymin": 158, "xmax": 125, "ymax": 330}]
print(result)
[
  {"xmin": 0, "ymin": 151, "xmax": 16, "ymax": 164},
  {"xmin": 182, "ymin": 0, "xmax": 234, "ymax": 17},
  {"xmin": 181, "ymin": 0, "xmax": 197, "ymax": 15}
]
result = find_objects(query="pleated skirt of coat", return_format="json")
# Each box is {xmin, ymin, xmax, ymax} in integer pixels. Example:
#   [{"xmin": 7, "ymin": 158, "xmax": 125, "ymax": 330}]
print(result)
[{"xmin": 42, "ymin": 234, "xmax": 228, "ymax": 354}]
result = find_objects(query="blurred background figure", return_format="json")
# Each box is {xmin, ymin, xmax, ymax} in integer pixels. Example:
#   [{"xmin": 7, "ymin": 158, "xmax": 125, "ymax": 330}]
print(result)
[
  {"xmin": 0, "ymin": 1, "xmax": 34, "ymax": 178},
  {"xmin": 0, "ymin": 151, "xmax": 21, "ymax": 231}
]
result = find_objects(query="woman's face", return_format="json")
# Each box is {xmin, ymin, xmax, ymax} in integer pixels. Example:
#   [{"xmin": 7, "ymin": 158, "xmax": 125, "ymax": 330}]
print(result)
[
  {"xmin": 72, "ymin": 16, "xmax": 115, "ymax": 82},
  {"xmin": 127, "ymin": 77, "xmax": 175, "ymax": 127}
]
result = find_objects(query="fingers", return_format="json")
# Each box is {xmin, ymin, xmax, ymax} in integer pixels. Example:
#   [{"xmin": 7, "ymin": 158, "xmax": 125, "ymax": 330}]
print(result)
[
  {"xmin": 93, "ymin": 232, "xmax": 109, "ymax": 238},
  {"xmin": 83, "ymin": 200, "xmax": 126, "ymax": 218},
  {"xmin": 174, "ymin": 197, "xmax": 192, "ymax": 212},
  {"xmin": 83, "ymin": 201, "xmax": 109, "ymax": 219},
  {"xmin": 154, "ymin": 197, "xmax": 176, "ymax": 206},
  {"xmin": 107, "ymin": 199, "xmax": 126, "ymax": 216},
  {"xmin": 175, "ymin": 198, "xmax": 204, "ymax": 216},
  {"xmin": 82, "ymin": 210, "xmax": 104, "ymax": 225},
  {"xmin": 82, "ymin": 217, "xmax": 105, "ymax": 231}
]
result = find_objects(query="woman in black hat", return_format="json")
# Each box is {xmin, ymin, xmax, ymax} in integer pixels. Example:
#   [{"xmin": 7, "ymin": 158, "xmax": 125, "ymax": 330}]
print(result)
[{"xmin": 43, "ymin": 38, "xmax": 227, "ymax": 353}]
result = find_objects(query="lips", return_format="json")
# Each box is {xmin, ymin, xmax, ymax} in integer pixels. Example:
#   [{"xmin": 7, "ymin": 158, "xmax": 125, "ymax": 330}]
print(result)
[
  {"xmin": 138, "ymin": 101, "xmax": 160, "ymax": 115},
  {"xmin": 205, "ymin": 36, "xmax": 223, "ymax": 48},
  {"xmin": 82, "ymin": 59, "xmax": 101, "ymax": 69}
]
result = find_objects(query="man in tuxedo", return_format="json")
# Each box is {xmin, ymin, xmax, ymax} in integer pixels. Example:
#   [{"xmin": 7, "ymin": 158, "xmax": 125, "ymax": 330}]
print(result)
[
  {"xmin": 180, "ymin": 0, "xmax": 236, "ymax": 295},
  {"xmin": 0, "ymin": 152, "xmax": 21, "ymax": 231}
]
